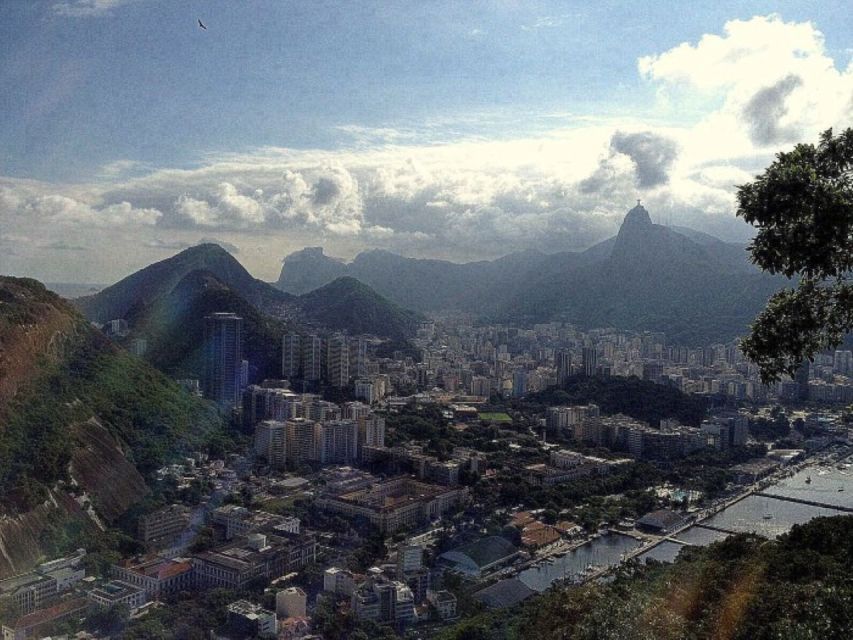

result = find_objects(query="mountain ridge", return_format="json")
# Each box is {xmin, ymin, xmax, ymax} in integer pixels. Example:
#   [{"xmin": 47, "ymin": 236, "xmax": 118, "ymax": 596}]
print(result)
[{"xmin": 276, "ymin": 205, "xmax": 782, "ymax": 343}]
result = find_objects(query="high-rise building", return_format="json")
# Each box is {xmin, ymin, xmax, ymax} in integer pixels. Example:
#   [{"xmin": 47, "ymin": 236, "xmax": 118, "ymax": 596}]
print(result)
[
  {"xmin": 350, "ymin": 337, "xmax": 368, "ymax": 379},
  {"xmin": 354, "ymin": 379, "xmax": 375, "ymax": 404},
  {"xmin": 582, "ymin": 346, "xmax": 597, "ymax": 377},
  {"xmin": 556, "ymin": 349, "xmax": 571, "ymax": 385},
  {"xmin": 358, "ymin": 414, "xmax": 386, "ymax": 453},
  {"xmin": 314, "ymin": 420, "xmax": 359, "ymax": 464},
  {"xmin": 282, "ymin": 334, "xmax": 302, "ymax": 379},
  {"xmin": 302, "ymin": 335, "xmax": 323, "ymax": 381},
  {"xmin": 795, "ymin": 360, "xmax": 810, "ymax": 401},
  {"xmin": 326, "ymin": 335, "xmax": 350, "ymax": 387},
  {"xmin": 512, "ymin": 370, "xmax": 527, "ymax": 397},
  {"xmin": 203, "ymin": 312, "xmax": 244, "ymax": 410},
  {"xmin": 255, "ymin": 420, "xmax": 287, "ymax": 469},
  {"xmin": 286, "ymin": 418, "xmax": 317, "ymax": 465}
]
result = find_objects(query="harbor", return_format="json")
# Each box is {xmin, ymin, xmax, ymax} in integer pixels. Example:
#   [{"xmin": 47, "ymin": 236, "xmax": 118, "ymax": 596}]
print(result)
[{"xmin": 510, "ymin": 447, "xmax": 853, "ymax": 593}]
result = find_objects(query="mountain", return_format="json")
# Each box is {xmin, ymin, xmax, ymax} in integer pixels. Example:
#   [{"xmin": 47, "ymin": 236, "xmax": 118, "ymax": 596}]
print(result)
[
  {"xmin": 296, "ymin": 276, "xmax": 423, "ymax": 341},
  {"xmin": 72, "ymin": 246, "xmax": 422, "ymax": 385},
  {"xmin": 503, "ymin": 204, "xmax": 783, "ymax": 342},
  {"xmin": 277, "ymin": 247, "xmax": 348, "ymax": 294},
  {"xmin": 75, "ymin": 243, "xmax": 291, "ymax": 322},
  {"xmin": 125, "ymin": 270, "xmax": 288, "ymax": 382},
  {"xmin": 277, "ymin": 205, "xmax": 784, "ymax": 343},
  {"xmin": 277, "ymin": 246, "xmax": 558, "ymax": 314},
  {"xmin": 0, "ymin": 277, "xmax": 223, "ymax": 577}
]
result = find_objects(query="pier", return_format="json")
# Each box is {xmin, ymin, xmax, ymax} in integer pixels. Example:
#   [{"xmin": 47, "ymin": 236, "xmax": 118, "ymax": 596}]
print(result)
[{"xmin": 753, "ymin": 492, "xmax": 852, "ymax": 513}]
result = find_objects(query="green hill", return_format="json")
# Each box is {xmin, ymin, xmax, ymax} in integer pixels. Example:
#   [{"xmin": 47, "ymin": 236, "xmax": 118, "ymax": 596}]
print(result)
[
  {"xmin": 125, "ymin": 269, "xmax": 287, "ymax": 382},
  {"xmin": 0, "ymin": 276, "xmax": 223, "ymax": 522},
  {"xmin": 441, "ymin": 515, "xmax": 853, "ymax": 640},
  {"xmin": 297, "ymin": 276, "xmax": 423, "ymax": 341}
]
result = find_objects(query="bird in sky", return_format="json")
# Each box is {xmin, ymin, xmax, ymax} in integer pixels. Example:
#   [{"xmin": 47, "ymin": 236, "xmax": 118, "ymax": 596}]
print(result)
[{"xmin": 198, "ymin": 18, "xmax": 207, "ymax": 30}]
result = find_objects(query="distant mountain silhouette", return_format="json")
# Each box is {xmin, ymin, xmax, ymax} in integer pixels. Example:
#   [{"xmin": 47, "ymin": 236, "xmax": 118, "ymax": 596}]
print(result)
[
  {"xmin": 74, "ymin": 245, "xmax": 421, "ymax": 375},
  {"xmin": 77, "ymin": 243, "xmax": 290, "ymax": 322},
  {"xmin": 124, "ymin": 269, "xmax": 288, "ymax": 382},
  {"xmin": 277, "ymin": 204, "xmax": 785, "ymax": 343}
]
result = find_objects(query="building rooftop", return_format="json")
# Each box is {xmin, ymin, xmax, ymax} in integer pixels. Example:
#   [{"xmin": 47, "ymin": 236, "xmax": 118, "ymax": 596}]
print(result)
[
  {"xmin": 443, "ymin": 536, "xmax": 518, "ymax": 569},
  {"xmin": 473, "ymin": 578, "xmax": 535, "ymax": 609}
]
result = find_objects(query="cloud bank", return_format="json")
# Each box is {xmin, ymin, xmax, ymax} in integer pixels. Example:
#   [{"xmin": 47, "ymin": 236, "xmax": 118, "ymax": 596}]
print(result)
[{"xmin": 3, "ymin": 14, "xmax": 853, "ymax": 282}]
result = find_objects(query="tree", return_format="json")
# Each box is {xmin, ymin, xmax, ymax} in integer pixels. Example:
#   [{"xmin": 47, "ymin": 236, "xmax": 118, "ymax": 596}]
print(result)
[{"xmin": 737, "ymin": 128, "xmax": 853, "ymax": 382}]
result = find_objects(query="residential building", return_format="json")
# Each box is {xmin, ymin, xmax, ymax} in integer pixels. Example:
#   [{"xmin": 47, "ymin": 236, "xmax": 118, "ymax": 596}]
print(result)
[
  {"xmin": 137, "ymin": 505, "xmax": 190, "ymax": 548},
  {"xmin": 203, "ymin": 312, "xmax": 244, "ymax": 410},
  {"xmin": 276, "ymin": 586, "xmax": 307, "ymax": 618},
  {"xmin": 227, "ymin": 600, "xmax": 277, "ymax": 639},
  {"xmin": 282, "ymin": 334, "xmax": 302, "ymax": 379}
]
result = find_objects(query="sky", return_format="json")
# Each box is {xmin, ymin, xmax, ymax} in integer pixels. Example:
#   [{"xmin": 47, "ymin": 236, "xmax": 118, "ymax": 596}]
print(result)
[{"xmin": 1, "ymin": 1, "xmax": 852, "ymax": 283}]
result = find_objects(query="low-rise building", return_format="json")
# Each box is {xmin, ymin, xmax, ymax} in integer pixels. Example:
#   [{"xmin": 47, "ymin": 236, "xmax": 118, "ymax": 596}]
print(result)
[
  {"xmin": 1, "ymin": 597, "xmax": 89, "ymax": 640},
  {"xmin": 316, "ymin": 477, "xmax": 468, "ymax": 533},
  {"xmin": 276, "ymin": 586, "xmax": 307, "ymax": 618},
  {"xmin": 438, "ymin": 536, "xmax": 519, "ymax": 578},
  {"xmin": 227, "ymin": 599, "xmax": 277, "ymax": 639},
  {"xmin": 87, "ymin": 580, "xmax": 147, "ymax": 612},
  {"xmin": 323, "ymin": 567, "xmax": 356, "ymax": 596},
  {"xmin": 137, "ymin": 504, "xmax": 190, "ymax": 548},
  {"xmin": 112, "ymin": 555, "xmax": 193, "ymax": 600},
  {"xmin": 427, "ymin": 589, "xmax": 458, "ymax": 620}
]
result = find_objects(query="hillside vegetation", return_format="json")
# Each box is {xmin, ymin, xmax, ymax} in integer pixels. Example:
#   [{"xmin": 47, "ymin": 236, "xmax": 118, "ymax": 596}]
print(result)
[
  {"xmin": 0, "ymin": 277, "xmax": 223, "ymax": 515},
  {"xmin": 520, "ymin": 375, "xmax": 710, "ymax": 427},
  {"xmin": 440, "ymin": 515, "xmax": 853, "ymax": 640}
]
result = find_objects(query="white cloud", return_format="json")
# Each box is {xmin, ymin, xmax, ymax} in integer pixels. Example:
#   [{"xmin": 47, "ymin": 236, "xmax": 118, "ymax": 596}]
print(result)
[
  {"xmin": 640, "ymin": 14, "xmax": 853, "ymax": 153},
  {"xmin": 53, "ymin": 0, "xmax": 137, "ymax": 17},
  {"xmin": 5, "ymin": 14, "xmax": 853, "ymax": 278}
]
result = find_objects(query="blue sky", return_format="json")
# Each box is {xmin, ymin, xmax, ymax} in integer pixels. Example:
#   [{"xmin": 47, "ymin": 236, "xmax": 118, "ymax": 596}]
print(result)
[{"xmin": 1, "ymin": 1, "xmax": 852, "ymax": 282}]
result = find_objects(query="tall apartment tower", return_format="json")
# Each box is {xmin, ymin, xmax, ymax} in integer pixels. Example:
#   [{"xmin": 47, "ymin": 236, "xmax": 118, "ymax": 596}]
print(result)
[
  {"xmin": 556, "ymin": 349, "xmax": 571, "ymax": 385},
  {"xmin": 282, "ymin": 334, "xmax": 302, "ymax": 379},
  {"xmin": 326, "ymin": 335, "xmax": 350, "ymax": 388},
  {"xmin": 255, "ymin": 420, "xmax": 287, "ymax": 469},
  {"xmin": 302, "ymin": 335, "xmax": 323, "ymax": 381},
  {"xmin": 350, "ymin": 337, "xmax": 368, "ymax": 378},
  {"xmin": 314, "ymin": 420, "xmax": 359, "ymax": 464},
  {"xmin": 582, "ymin": 346, "xmax": 598, "ymax": 377},
  {"xmin": 286, "ymin": 418, "xmax": 317, "ymax": 465},
  {"xmin": 203, "ymin": 312, "xmax": 244, "ymax": 410}
]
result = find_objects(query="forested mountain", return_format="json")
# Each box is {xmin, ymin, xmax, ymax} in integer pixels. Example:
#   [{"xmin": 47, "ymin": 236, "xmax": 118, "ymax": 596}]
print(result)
[{"xmin": 0, "ymin": 277, "xmax": 224, "ymax": 577}]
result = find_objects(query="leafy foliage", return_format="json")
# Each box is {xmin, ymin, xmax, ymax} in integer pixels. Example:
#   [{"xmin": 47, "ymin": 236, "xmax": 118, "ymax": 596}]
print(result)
[
  {"xmin": 297, "ymin": 276, "xmax": 422, "ymax": 341},
  {"xmin": 737, "ymin": 128, "xmax": 853, "ymax": 382},
  {"xmin": 521, "ymin": 375, "xmax": 710, "ymax": 427},
  {"xmin": 0, "ymin": 282, "xmax": 224, "ymax": 512},
  {"xmin": 439, "ymin": 515, "xmax": 853, "ymax": 640}
]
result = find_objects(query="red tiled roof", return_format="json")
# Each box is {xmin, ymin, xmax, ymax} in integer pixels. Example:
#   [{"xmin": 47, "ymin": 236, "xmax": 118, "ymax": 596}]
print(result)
[{"xmin": 13, "ymin": 597, "xmax": 88, "ymax": 629}]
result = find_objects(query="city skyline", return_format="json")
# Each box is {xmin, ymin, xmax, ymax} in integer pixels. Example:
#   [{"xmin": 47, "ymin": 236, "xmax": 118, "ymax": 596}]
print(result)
[{"xmin": 2, "ymin": 3, "xmax": 853, "ymax": 282}]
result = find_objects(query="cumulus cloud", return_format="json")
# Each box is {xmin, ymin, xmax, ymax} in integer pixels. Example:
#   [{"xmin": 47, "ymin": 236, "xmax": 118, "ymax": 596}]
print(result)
[
  {"xmin": 6, "ymin": 13, "xmax": 853, "ymax": 279},
  {"xmin": 639, "ymin": 14, "xmax": 853, "ymax": 154},
  {"xmin": 742, "ymin": 74, "xmax": 804, "ymax": 145},
  {"xmin": 610, "ymin": 131, "xmax": 679, "ymax": 188}
]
